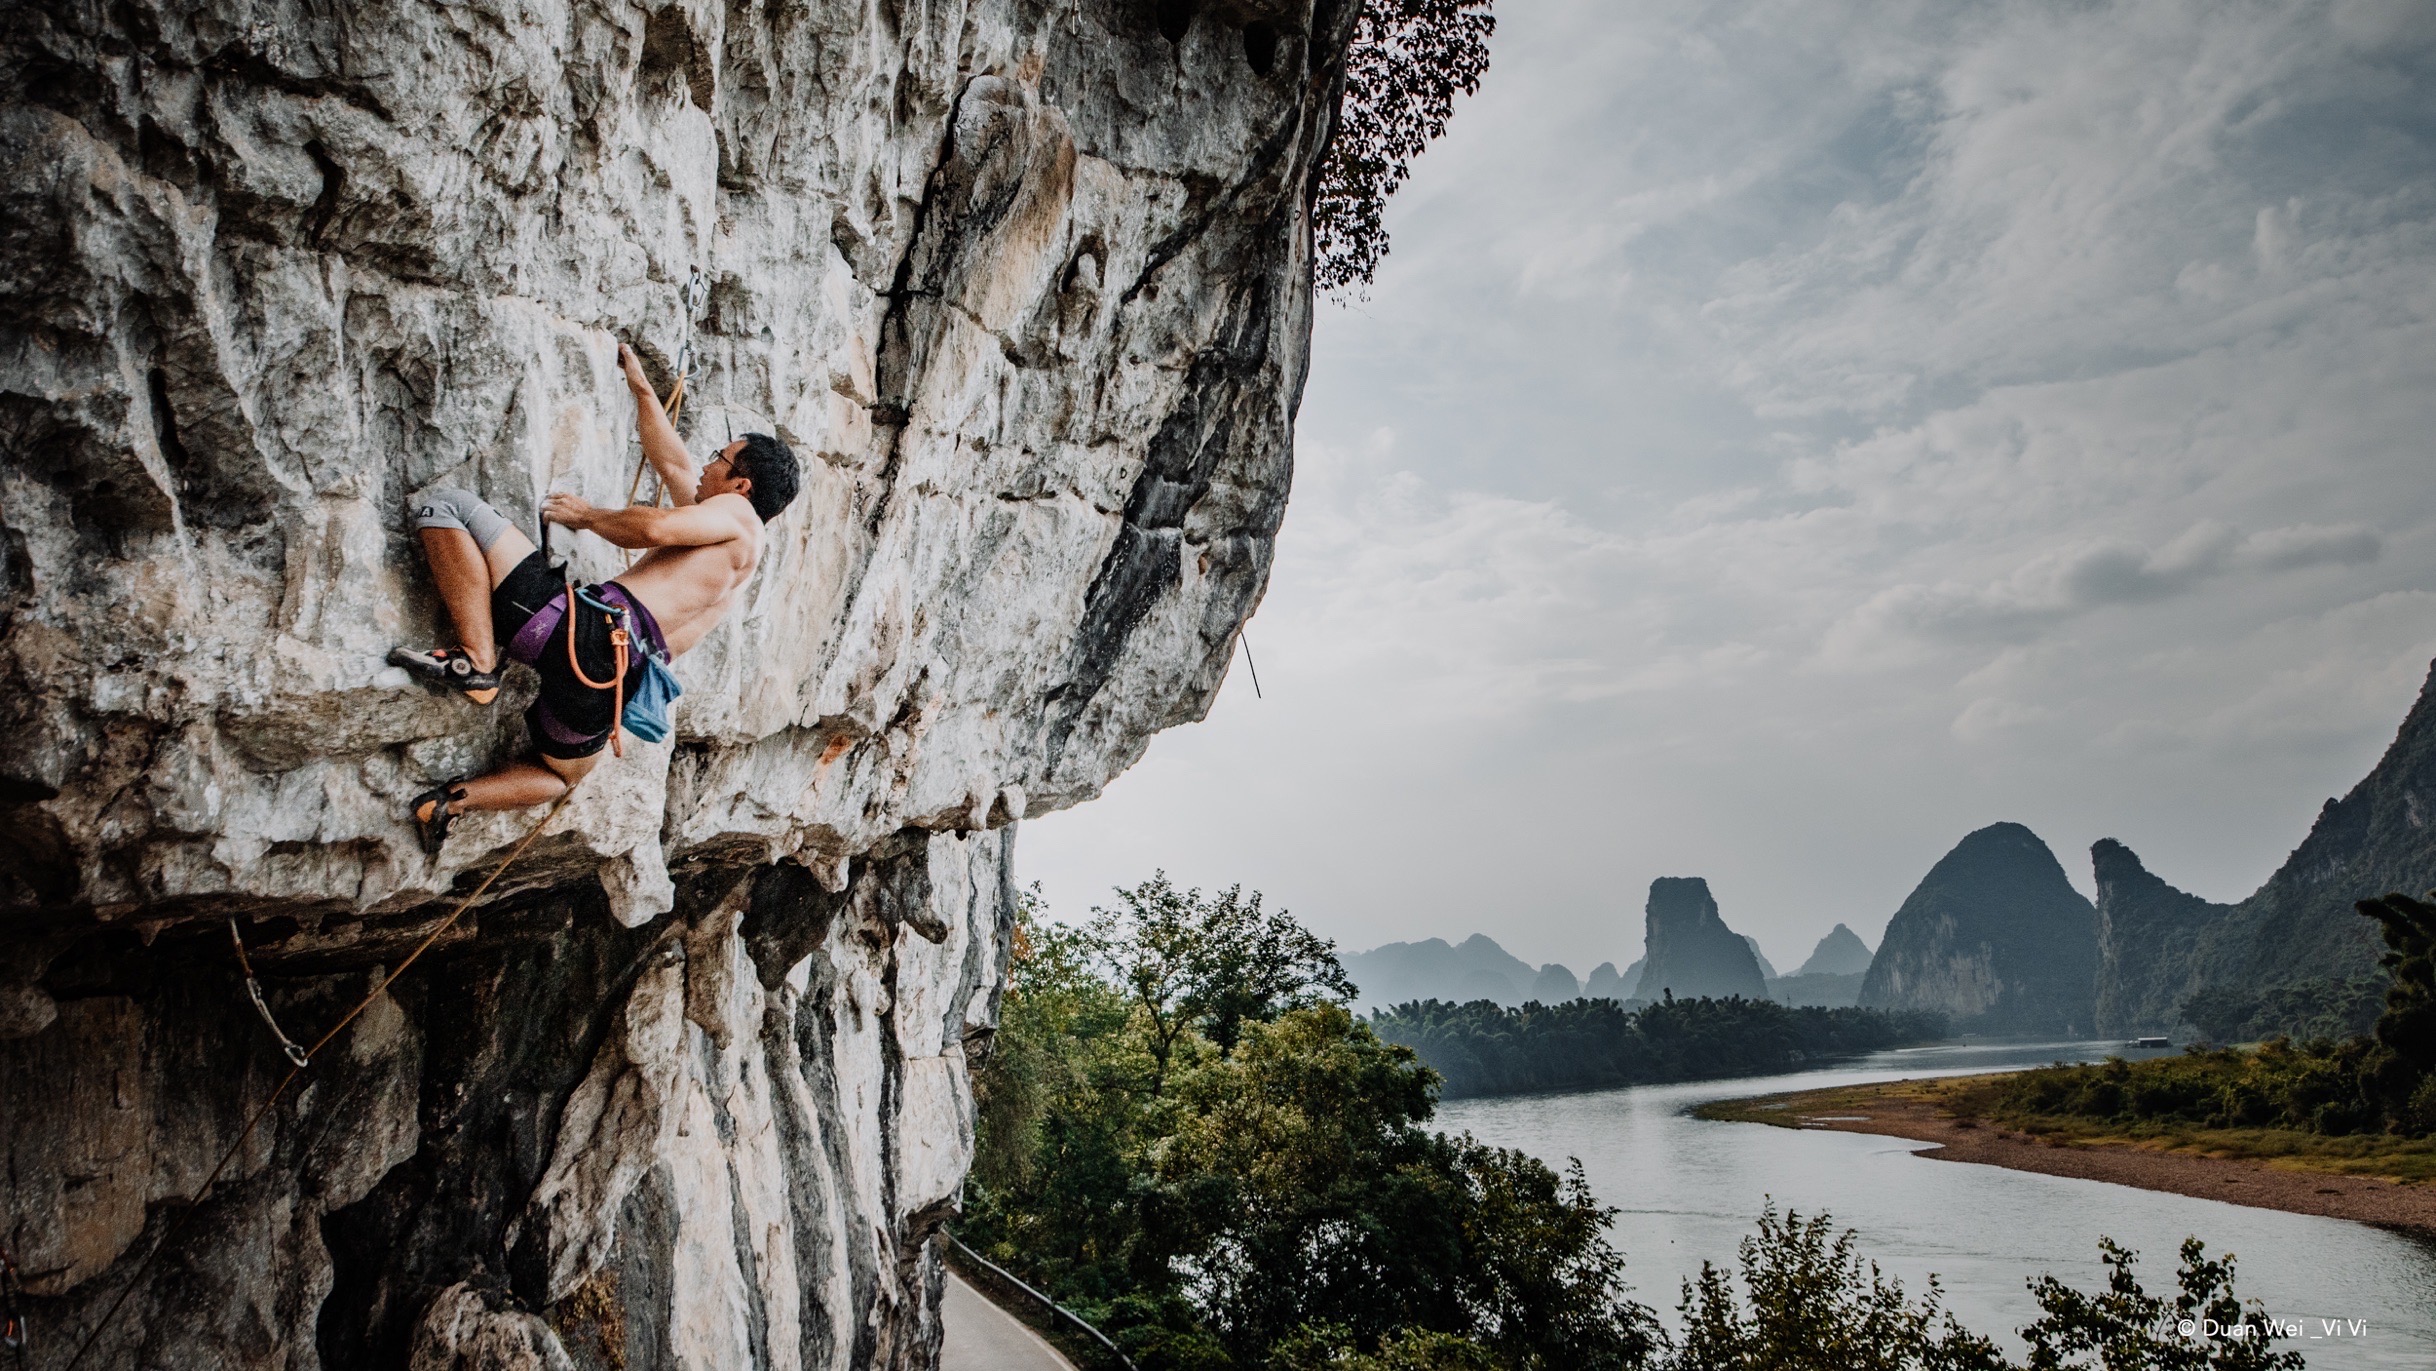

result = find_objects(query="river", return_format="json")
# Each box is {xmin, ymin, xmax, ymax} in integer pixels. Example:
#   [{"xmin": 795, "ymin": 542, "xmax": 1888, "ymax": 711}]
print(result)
[{"xmin": 1436, "ymin": 1040, "xmax": 2436, "ymax": 1367}]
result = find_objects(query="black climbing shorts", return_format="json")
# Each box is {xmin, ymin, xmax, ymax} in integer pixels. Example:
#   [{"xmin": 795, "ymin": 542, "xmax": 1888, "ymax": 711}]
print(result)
[{"xmin": 492, "ymin": 551, "xmax": 620, "ymax": 761}]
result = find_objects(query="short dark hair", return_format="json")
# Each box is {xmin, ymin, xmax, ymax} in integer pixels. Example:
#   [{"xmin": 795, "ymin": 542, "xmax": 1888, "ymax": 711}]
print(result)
[{"xmin": 731, "ymin": 432, "xmax": 799, "ymax": 523}]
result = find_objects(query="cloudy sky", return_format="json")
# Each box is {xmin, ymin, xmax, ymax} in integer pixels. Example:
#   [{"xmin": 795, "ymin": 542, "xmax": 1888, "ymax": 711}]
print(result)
[{"xmin": 1024, "ymin": 0, "xmax": 2436, "ymax": 976}]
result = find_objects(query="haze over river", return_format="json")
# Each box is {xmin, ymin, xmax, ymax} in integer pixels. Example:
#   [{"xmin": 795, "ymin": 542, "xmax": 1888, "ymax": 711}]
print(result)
[{"xmin": 1439, "ymin": 1042, "xmax": 2436, "ymax": 1367}]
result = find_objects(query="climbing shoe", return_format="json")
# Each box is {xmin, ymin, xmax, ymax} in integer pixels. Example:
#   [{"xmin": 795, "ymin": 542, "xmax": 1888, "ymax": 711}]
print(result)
[
  {"xmin": 410, "ymin": 780, "xmax": 468, "ymax": 856},
  {"xmin": 389, "ymin": 646, "xmax": 503, "ymax": 705}
]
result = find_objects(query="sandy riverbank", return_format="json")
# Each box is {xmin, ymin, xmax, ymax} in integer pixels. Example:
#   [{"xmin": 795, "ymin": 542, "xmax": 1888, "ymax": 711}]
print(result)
[{"xmin": 1700, "ymin": 1080, "xmax": 2436, "ymax": 1239}]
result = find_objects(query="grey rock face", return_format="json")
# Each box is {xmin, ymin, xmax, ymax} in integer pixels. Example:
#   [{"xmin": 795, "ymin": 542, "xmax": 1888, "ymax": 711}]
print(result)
[
  {"xmin": 0, "ymin": 0, "xmax": 1353, "ymax": 1364},
  {"xmin": 1637, "ymin": 877, "xmax": 1768, "ymax": 1002},
  {"xmin": 1770, "ymin": 971, "xmax": 1862, "ymax": 1008},
  {"xmin": 1859, "ymin": 823, "xmax": 2097, "ymax": 1036}
]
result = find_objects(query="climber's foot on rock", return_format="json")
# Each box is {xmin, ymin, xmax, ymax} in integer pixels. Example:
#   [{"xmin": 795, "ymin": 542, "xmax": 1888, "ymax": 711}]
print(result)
[
  {"xmin": 390, "ymin": 646, "xmax": 502, "ymax": 705},
  {"xmin": 411, "ymin": 780, "xmax": 468, "ymax": 855}
]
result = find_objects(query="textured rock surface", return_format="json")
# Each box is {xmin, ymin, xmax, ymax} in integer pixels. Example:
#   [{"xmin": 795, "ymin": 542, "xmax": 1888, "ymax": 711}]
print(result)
[
  {"xmin": 0, "ymin": 0, "xmax": 1355, "ymax": 1364},
  {"xmin": 2091, "ymin": 658, "xmax": 2436, "ymax": 1034},
  {"xmin": 1858, "ymin": 823, "xmax": 2097, "ymax": 1036},
  {"xmin": 1636, "ymin": 877, "xmax": 1766, "ymax": 1003}
]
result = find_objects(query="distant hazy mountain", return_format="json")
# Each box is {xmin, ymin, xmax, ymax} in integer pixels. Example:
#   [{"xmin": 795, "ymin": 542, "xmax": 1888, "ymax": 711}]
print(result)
[
  {"xmin": 1859, "ymin": 823, "xmax": 2097, "ymax": 1035},
  {"xmin": 1741, "ymin": 935, "xmax": 1779, "ymax": 980},
  {"xmin": 1585, "ymin": 958, "xmax": 1643, "ymax": 1001},
  {"xmin": 1342, "ymin": 933, "xmax": 1542, "ymax": 1009},
  {"xmin": 1531, "ymin": 963, "xmax": 1582, "ymax": 1002},
  {"xmin": 1639, "ymin": 878, "xmax": 1768, "ymax": 1001},
  {"xmin": 1795, "ymin": 924, "xmax": 1873, "ymax": 976},
  {"xmin": 1767, "ymin": 925, "xmax": 1873, "ymax": 1007}
]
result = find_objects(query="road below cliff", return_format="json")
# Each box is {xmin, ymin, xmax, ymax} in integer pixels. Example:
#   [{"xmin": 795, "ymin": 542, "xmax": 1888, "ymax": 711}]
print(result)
[{"xmin": 941, "ymin": 1273, "xmax": 1078, "ymax": 1371}]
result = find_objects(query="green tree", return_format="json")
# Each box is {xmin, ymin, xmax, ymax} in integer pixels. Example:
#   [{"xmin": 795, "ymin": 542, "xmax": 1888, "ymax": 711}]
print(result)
[
  {"xmin": 1315, "ymin": 0, "xmax": 1496, "ymax": 294},
  {"xmin": 2020, "ymin": 1239, "xmax": 2303, "ymax": 1371},
  {"xmin": 1089, "ymin": 873, "xmax": 1355, "ymax": 1090},
  {"xmin": 2356, "ymin": 891, "xmax": 2436, "ymax": 1132},
  {"xmin": 1671, "ymin": 1204, "xmax": 2006, "ymax": 1371}
]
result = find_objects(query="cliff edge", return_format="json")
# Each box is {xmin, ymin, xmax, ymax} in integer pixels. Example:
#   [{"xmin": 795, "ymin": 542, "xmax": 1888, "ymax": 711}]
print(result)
[
  {"xmin": 2091, "ymin": 658, "xmax": 2436, "ymax": 1035},
  {"xmin": 0, "ymin": 0, "xmax": 1354, "ymax": 1365}
]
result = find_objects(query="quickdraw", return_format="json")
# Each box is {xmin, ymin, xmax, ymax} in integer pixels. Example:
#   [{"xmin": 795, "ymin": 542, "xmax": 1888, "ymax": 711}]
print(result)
[
  {"xmin": 625, "ymin": 266, "xmax": 709, "ymax": 512},
  {"xmin": 62, "ymin": 790, "xmax": 581, "ymax": 1370},
  {"xmin": 228, "ymin": 918, "xmax": 311, "ymax": 1068}
]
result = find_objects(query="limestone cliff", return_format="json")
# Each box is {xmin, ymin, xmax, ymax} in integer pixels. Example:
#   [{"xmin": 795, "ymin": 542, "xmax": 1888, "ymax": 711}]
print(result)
[
  {"xmin": 1636, "ymin": 877, "xmax": 1766, "ymax": 1002},
  {"xmin": 0, "ymin": 0, "xmax": 1355, "ymax": 1365},
  {"xmin": 2092, "ymin": 658, "xmax": 2436, "ymax": 1036},
  {"xmin": 2090, "ymin": 839, "xmax": 2232, "ymax": 1035},
  {"xmin": 1859, "ymin": 823, "xmax": 2097, "ymax": 1036}
]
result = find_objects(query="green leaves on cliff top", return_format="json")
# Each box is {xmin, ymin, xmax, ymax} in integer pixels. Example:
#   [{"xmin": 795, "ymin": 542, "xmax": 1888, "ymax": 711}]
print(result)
[{"xmin": 1315, "ymin": 0, "xmax": 1495, "ymax": 295}]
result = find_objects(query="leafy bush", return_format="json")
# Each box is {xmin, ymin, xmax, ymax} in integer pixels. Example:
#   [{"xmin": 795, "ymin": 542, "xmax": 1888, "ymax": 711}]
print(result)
[
  {"xmin": 1367, "ymin": 995, "xmax": 1948, "ymax": 1100},
  {"xmin": 2019, "ymin": 1239, "xmax": 2303, "ymax": 1371},
  {"xmin": 1675, "ymin": 1212, "xmax": 2301, "ymax": 1371},
  {"xmin": 1315, "ymin": 0, "xmax": 1495, "ymax": 294},
  {"xmin": 1673, "ymin": 1205, "xmax": 2006, "ymax": 1371},
  {"xmin": 965, "ymin": 879, "xmax": 1658, "ymax": 1369},
  {"xmin": 2178, "ymin": 976, "xmax": 2387, "ymax": 1045},
  {"xmin": 2012, "ymin": 893, "xmax": 2436, "ymax": 1138}
]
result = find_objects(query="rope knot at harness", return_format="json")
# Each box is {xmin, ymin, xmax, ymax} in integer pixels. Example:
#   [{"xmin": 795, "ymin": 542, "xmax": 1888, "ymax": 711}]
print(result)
[{"xmin": 563, "ymin": 580, "xmax": 632, "ymax": 758}]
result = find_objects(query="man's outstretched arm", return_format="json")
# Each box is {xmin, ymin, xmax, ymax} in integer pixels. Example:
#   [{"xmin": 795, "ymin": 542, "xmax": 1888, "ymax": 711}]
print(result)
[
  {"xmin": 620, "ymin": 341, "xmax": 701, "ymax": 506},
  {"xmin": 544, "ymin": 492, "xmax": 748, "ymax": 550}
]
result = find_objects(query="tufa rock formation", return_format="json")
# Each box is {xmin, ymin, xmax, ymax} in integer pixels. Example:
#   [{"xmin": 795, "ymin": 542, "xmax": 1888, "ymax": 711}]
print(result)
[
  {"xmin": 1636, "ymin": 877, "xmax": 1767, "ymax": 1002},
  {"xmin": 2093, "ymin": 658, "xmax": 2436, "ymax": 1035},
  {"xmin": 1859, "ymin": 823, "xmax": 2097, "ymax": 1036},
  {"xmin": 0, "ymin": 0, "xmax": 1357, "ymax": 1366}
]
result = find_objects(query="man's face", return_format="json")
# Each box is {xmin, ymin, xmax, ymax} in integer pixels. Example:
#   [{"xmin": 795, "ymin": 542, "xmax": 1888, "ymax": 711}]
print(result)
[{"xmin": 698, "ymin": 440, "xmax": 752, "ymax": 503}]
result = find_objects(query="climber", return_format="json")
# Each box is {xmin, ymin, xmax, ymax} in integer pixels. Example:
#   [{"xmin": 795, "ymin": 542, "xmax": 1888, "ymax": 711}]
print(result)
[{"xmin": 391, "ymin": 342, "xmax": 800, "ymax": 853}]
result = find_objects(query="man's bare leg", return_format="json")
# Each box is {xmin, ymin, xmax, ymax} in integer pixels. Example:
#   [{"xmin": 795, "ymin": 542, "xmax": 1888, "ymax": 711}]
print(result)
[
  {"xmin": 419, "ymin": 527, "xmax": 500, "ymax": 672},
  {"xmin": 437, "ymin": 752, "xmax": 600, "ymax": 816}
]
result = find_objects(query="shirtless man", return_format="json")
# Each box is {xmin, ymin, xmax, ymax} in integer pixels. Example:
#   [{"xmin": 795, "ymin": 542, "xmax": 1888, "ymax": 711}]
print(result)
[{"xmin": 391, "ymin": 342, "xmax": 799, "ymax": 852}]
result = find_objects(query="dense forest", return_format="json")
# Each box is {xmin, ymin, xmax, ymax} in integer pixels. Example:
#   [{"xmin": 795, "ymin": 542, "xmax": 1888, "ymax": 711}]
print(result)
[
  {"xmin": 1989, "ymin": 892, "xmax": 2436, "ymax": 1139},
  {"xmin": 960, "ymin": 875, "xmax": 2303, "ymax": 1370},
  {"xmin": 1367, "ymin": 995, "xmax": 1948, "ymax": 1099}
]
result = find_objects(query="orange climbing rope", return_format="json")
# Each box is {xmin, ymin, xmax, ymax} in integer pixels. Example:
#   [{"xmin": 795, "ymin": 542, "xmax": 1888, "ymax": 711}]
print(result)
[
  {"xmin": 563, "ymin": 580, "xmax": 632, "ymax": 758},
  {"xmin": 62, "ymin": 788, "xmax": 582, "ymax": 1370}
]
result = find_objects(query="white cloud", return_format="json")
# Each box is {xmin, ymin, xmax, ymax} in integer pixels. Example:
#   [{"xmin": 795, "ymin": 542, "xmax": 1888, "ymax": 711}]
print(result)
[{"xmin": 1022, "ymin": 0, "xmax": 2436, "ymax": 973}]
